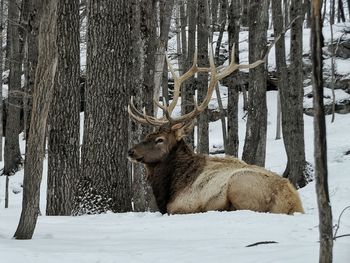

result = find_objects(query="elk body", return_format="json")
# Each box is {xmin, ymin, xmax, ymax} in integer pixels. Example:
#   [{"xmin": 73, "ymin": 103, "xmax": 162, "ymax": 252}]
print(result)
[{"xmin": 128, "ymin": 48, "xmax": 304, "ymax": 215}]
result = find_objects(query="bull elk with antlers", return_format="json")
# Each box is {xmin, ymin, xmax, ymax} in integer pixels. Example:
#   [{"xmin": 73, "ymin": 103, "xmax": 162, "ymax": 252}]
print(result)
[{"xmin": 128, "ymin": 48, "xmax": 304, "ymax": 215}]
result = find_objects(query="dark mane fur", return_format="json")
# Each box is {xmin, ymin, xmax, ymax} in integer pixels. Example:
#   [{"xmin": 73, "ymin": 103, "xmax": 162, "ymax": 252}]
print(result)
[{"xmin": 146, "ymin": 140, "xmax": 206, "ymax": 214}]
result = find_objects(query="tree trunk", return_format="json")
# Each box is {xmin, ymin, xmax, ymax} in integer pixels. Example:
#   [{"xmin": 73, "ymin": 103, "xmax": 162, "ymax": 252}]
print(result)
[
  {"xmin": 311, "ymin": 1, "xmax": 333, "ymax": 262},
  {"xmin": 272, "ymin": 0, "xmax": 287, "ymax": 144},
  {"xmin": 211, "ymin": 0, "xmax": 219, "ymax": 29},
  {"xmin": 4, "ymin": 0, "xmax": 23, "ymax": 176},
  {"xmin": 182, "ymin": 0, "xmax": 197, "ymax": 148},
  {"xmin": 154, "ymin": 0, "xmax": 174, "ymax": 112},
  {"xmin": 179, "ymin": 0, "xmax": 187, "ymax": 73},
  {"xmin": 13, "ymin": 0, "xmax": 58, "ymax": 239},
  {"xmin": 0, "ymin": 0, "xmax": 4, "ymax": 162},
  {"xmin": 337, "ymin": 0, "xmax": 345, "ymax": 22},
  {"xmin": 226, "ymin": 0, "xmax": 240, "ymax": 157},
  {"xmin": 242, "ymin": 0, "xmax": 268, "ymax": 167},
  {"xmin": 22, "ymin": 0, "xmax": 41, "ymax": 142},
  {"xmin": 131, "ymin": 0, "xmax": 157, "ymax": 212},
  {"xmin": 283, "ymin": 0, "xmax": 308, "ymax": 188},
  {"xmin": 197, "ymin": 0, "xmax": 209, "ymax": 154},
  {"xmin": 74, "ymin": 0, "xmax": 133, "ymax": 215},
  {"xmin": 46, "ymin": 0, "xmax": 80, "ymax": 216}
]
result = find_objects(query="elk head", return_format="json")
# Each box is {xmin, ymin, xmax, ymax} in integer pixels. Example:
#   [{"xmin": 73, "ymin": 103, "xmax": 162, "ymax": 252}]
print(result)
[{"xmin": 128, "ymin": 46, "xmax": 264, "ymax": 164}]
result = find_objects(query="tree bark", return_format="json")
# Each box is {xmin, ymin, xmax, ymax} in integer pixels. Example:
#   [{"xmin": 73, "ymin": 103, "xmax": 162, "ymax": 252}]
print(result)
[
  {"xmin": 311, "ymin": 1, "xmax": 333, "ymax": 262},
  {"xmin": 19, "ymin": 0, "xmax": 41, "ymax": 142},
  {"xmin": 242, "ymin": 0, "xmax": 268, "ymax": 167},
  {"xmin": 0, "ymin": 0, "xmax": 4, "ymax": 162},
  {"xmin": 197, "ymin": 0, "xmax": 209, "ymax": 154},
  {"xmin": 226, "ymin": 0, "xmax": 240, "ymax": 157},
  {"xmin": 283, "ymin": 0, "xmax": 308, "ymax": 188},
  {"xmin": 4, "ymin": 0, "xmax": 23, "ymax": 176},
  {"xmin": 182, "ymin": 0, "xmax": 197, "ymax": 148},
  {"xmin": 74, "ymin": 0, "xmax": 133, "ymax": 215},
  {"xmin": 14, "ymin": 0, "xmax": 58, "ymax": 239},
  {"xmin": 46, "ymin": 0, "xmax": 80, "ymax": 216},
  {"xmin": 131, "ymin": 0, "xmax": 157, "ymax": 212}
]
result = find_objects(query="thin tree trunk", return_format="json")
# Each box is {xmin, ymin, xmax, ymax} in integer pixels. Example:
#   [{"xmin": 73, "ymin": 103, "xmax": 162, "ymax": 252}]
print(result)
[
  {"xmin": 283, "ymin": 0, "xmax": 308, "ymax": 188},
  {"xmin": 4, "ymin": 0, "xmax": 23, "ymax": 176},
  {"xmin": 271, "ymin": 0, "xmax": 287, "ymax": 142},
  {"xmin": 0, "ymin": 0, "xmax": 4, "ymax": 162},
  {"xmin": 131, "ymin": 0, "xmax": 157, "ymax": 212},
  {"xmin": 311, "ymin": 1, "xmax": 333, "ymax": 262},
  {"xmin": 182, "ymin": 0, "xmax": 197, "ymax": 148},
  {"xmin": 154, "ymin": 0, "xmax": 174, "ymax": 112},
  {"xmin": 13, "ymin": 0, "xmax": 58, "ymax": 239},
  {"xmin": 242, "ymin": 0, "xmax": 268, "ymax": 167},
  {"xmin": 46, "ymin": 0, "xmax": 80, "ymax": 216},
  {"xmin": 337, "ymin": 0, "xmax": 346, "ymax": 22},
  {"xmin": 226, "ymin": 0, "xmax": 240, "ymax": 157},
  {"xmin": 197, "ymin": 0, "xmax": 209, "ymax": 154},
  {"xmin": 180, "ymin": 0, "xmax": 187, "ymax": 73}
]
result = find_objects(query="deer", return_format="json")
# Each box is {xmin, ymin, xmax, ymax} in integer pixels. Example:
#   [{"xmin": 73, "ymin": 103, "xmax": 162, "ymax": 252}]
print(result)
[{"xmin": 127, "ymin": 47, "xmax": 304, "ymax": 215}]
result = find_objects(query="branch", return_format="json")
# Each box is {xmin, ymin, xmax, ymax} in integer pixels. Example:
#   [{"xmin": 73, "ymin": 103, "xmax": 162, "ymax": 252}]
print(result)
[
  {"xmin": 246, "ymin": 241, "xmax": 278, "ymax": 247},
  {"xmin": 333, "ymin": 205, "xmax": 350, "ymax": 240}
]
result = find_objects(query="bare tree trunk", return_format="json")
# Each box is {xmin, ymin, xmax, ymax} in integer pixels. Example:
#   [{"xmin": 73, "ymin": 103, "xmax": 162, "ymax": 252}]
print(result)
[
  {"xmin": 337, "ymin": 0, "xmax": 346, "ymax": 22},
  {"xmin": 179, "ymin": 0, "xmax": 187, "ymax": 73},
  {"xmin": 131, "ymin": 0, "xmax": 157, "ymax": 212},
  {"xmin": 154, "ymin": 0, "xmax": 174, "ymax": 111},
  {"xmin": 242, "ymin": 0, "xmax": 268, "ymax": 167},
  {"xmin": 283, "ymin": 0, "xmax": 308, "ymax": 188},
  {"xmin": 4, "ymin": 0, "xmax": 23, "ymax": 176},
  {"xmin": 271, "ymin": 0, "xmax": 287, "ymax": 143},
  {"xmin": 74, "ymin": 0, "xmax": 133, "ymax": 215},
  {"xmin": 46, "ymin": 0, "xmax": 80, "ymax": 216},
  {"xmin": 330, "ymin": 0, "xmax": 335, "ymax": 25},
  {"xmin": 13, "ymin": 0, "xmax": 58, "ymax": 239},
  {"xmin": 311, "ymin": 1, "xmax": 333, "ymax": 262},
  {"xmin": 0, "ymin": 0, "xmax": 4, "ymax": 162},
  {"xmin": 197, "ymin": 0, "xmax": 209, "ymax": 154},
  {"xmin": 226, "ymin": 0, "xmax": 240, "ymax": 157},
  {"xmin": 283, "ymin": 0, "xmax": 290, "ymax": 27},
  {"xmin": 22, "ymin": 0, "xmax": 41, "ymax": 142},
  {"xmin": 211, "ymin": 0, "xmax": 219, "ymax": 29},
  {"xmin": 182, "ymin": 0, "xmax": 197, "ymax": 148}
]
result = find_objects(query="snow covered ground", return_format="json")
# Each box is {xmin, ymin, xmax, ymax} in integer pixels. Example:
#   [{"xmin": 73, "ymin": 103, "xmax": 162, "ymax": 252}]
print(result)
[{"xmin": 1, "ymin": 90, "xmax": 350, "ymax": 263}]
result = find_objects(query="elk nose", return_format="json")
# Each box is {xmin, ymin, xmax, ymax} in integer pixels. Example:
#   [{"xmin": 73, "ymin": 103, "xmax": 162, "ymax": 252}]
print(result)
[{"xmin": 128, "ymin": 149, "xmax": 135, "ymax": 157}]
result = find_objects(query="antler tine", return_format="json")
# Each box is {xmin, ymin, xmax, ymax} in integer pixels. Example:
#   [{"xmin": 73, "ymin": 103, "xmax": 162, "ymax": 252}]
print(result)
[
  {"xmin": 168, "ymin": 48, "xmax": 218, "ymax": 124},
  {"xmin": 128, "ymin": 104, "xmax": 149, "ymax": 125},
  {"xmin": 128, "ymin": 96, "xmax": 166, "ymax": 126},
  {"xmin": 166, "ymin": 49, "xmax": 201, "ymax": 118}
]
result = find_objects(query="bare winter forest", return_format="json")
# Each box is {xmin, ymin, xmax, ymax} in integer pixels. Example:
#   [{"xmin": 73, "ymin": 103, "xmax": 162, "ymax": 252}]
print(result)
[{"xmin": 0, "ymin": 0, "xmax": 350, "ymax": 262}]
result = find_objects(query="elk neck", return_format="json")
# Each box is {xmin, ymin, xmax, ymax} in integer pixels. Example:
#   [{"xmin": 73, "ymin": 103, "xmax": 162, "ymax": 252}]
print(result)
[{"xmin": 145, "ymin": 139, "xmax": 206, "ymax": 214}]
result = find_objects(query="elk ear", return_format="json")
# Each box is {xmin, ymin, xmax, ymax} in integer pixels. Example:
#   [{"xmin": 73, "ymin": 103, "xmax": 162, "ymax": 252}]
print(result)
[{"xmin": 171, "ymin": 121, "xmax": 195, "ymax": 141}]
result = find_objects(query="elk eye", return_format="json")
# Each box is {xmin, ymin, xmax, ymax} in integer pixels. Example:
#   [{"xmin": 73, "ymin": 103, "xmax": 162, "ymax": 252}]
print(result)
[{"xmin": 155, "ymin": 138, "xmax": 164, "ymax": 144}]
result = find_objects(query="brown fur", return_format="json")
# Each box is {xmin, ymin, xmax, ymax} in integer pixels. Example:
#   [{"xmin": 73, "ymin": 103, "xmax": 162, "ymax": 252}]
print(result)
[{"xmin": 128, "ymin": 125, "xmax": 304, "ymax": 215}]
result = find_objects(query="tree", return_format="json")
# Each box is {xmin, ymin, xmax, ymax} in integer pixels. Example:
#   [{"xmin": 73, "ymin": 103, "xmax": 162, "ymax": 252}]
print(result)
[
  {"xmin": 242, "ymin": 0, "xmax": 268, "ymax": 167},
  {"xmin": 4, "ymin": 0, "xmax": 23, "ymax": 176},
  {"xmin": 182, "ymin": 0, "xmax": 197, "ymax": 148},
  {"xmin": 21, "ymin": 0, "xmax": 41, "ymax": 141},
  {"xmin": 283, "ymin": 0, "xmax": 308, "ymax": 188},
  {"xmin": 14, "ymin": 0, "xmax": 58, "ymax": 239},
  {"xmin": 74, "ymin": 0, "xmax": 133, "ymax": 215},
  {"xmin": 46, "ymin": 0, "xmax": 80, "ymax": 216},
  {"xmin": 197, "ymin": 0, "xmax": 209, "ymax": 154},
  {"xmin": 226, "ymin": 0, "xmax": 240, "ymax": 157},
  {"xmin": 311, "ymin": 1, "xmax": 333, "ymax": 261}
]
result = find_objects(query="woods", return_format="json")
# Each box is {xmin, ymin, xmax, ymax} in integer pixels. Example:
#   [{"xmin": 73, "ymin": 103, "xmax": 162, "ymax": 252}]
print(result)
[{"xmin": 1, "ymin": 0, "xmax": 350, "ymax": 262}]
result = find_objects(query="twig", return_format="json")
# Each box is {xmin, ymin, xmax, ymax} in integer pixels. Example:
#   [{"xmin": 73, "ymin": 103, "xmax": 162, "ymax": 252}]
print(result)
[
  {"xmin": 246, "ymin": 241, "xmax": 278, "ymax": 247},
  {"xmin": 334, "ymin": 234, "xmax": 350, "ymax": 240},
  {"xmin": 333, "ymin": 205, "xmax": 350, "ymax": 240}
]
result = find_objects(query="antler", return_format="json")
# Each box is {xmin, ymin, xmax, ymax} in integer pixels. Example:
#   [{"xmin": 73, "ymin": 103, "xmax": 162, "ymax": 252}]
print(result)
[{"xmin": 128, "ymin": 44, "xmax": 265, "ymax": 126}]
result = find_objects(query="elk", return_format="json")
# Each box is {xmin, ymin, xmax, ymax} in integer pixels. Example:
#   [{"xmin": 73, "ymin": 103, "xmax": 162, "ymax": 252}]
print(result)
[{"xmin": 128, "ymin": 48, "xmax": 304, "ymax": 215}]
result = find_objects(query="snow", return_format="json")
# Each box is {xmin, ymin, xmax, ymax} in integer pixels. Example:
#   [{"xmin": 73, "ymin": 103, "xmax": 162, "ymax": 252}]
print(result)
[{"xmin": 1, "ymin": 90, "xmax": 350, "ymax": 263}]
